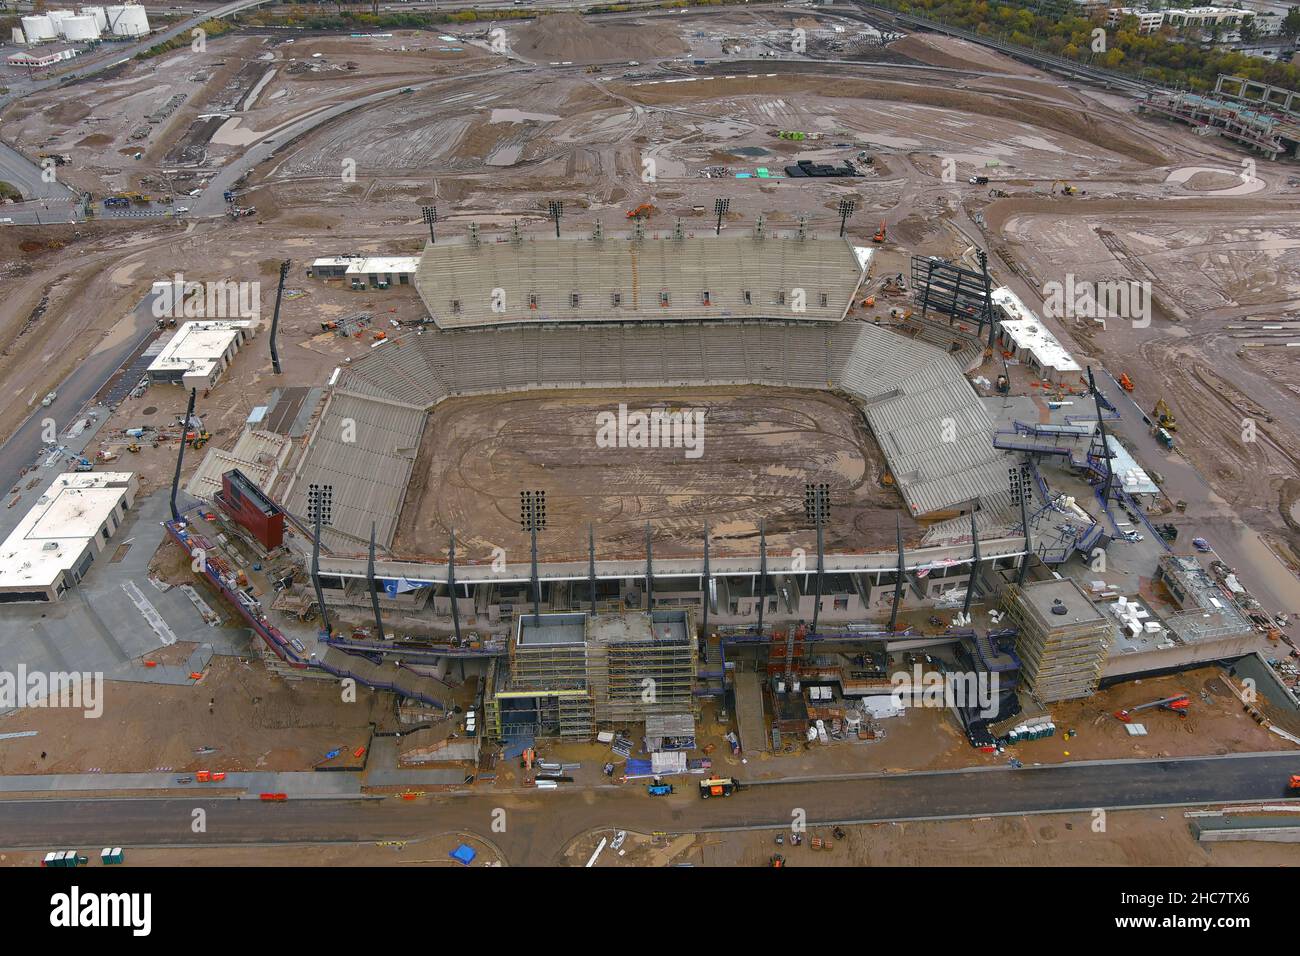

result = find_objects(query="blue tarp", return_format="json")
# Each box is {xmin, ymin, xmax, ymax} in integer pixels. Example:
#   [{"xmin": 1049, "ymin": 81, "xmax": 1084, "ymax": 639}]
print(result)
[{"xmin": 450, "ymin": 844, "xmax": 477, "ymax": 866}]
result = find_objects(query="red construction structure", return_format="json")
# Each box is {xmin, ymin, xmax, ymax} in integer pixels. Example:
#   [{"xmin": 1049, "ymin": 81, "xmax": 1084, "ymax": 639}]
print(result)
[{"xmin": 216, "ymin": 468, "xmax": 285, "ymax": 550}]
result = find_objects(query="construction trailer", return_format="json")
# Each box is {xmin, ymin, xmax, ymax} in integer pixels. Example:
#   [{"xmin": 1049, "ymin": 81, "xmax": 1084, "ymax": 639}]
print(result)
[{"xmin": 1002, "ymin": 578, "xmax": 1113, "ymax": 703}]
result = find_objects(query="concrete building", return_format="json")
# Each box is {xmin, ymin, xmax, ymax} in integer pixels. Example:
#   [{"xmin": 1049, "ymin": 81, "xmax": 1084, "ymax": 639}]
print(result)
[
  {"xmin": 310, "ymin": 255, "xmax": 419, "ymax": 287},
  {"xmin": 1106, "ymin": 7, "xmax": 1167, "ymax": 32},
  {"xmin": 0, "ymin": 472, "xmax": 139, "ymax": 603},
  {"xmin": 483, "ymin": 609, "xmax": 697, "ymax": 738},
  {"xmin": 1003, "ymin": 578, "xmax": 1114, "ymax": 702},
  {"xmin": 146, "ymin": 320, "xmax": 256, "ymax": 390},
  {"xmin": 1164, "ymin": 6, "xmax": 1255, "ymax": 31},
  {"xmin": 6, "ymin": 47, "xmax": 78, "ymax": 68},
  {"xmin": 992, "ymin": 287, "xmax": 1083, "ymax": 384}
]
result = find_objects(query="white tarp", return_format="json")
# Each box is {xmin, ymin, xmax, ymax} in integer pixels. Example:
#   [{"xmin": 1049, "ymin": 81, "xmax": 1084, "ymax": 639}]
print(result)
[
  {"xmin": 860, "ymin": 695, "xmax": 905, "ymax": 720},
  {"xmin": 651, "ymin": 751, "xmax": 687, "ymax": 775}
]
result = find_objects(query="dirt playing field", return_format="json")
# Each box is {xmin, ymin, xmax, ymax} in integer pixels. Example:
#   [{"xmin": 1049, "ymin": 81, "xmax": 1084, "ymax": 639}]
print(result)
[{"xmin": 396, "ymin": 385, "xmax": 909, "ymax": 563}]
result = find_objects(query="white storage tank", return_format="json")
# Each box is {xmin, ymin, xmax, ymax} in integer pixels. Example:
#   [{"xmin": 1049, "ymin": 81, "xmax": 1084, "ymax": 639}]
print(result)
[
  {"xmin": 21, "ymin": 14, "xmax": 58, "ymax": 43},
  {"xmin": 61, "ymin": 15, "xmax": 100, "ymax": 41},
  {"xmin": 80, "ymin": 6, "xmax": 109, "ymax": 31},
  {"xmin": 106, "ymin": 3, "xmax": 149, "ymax": 37}
]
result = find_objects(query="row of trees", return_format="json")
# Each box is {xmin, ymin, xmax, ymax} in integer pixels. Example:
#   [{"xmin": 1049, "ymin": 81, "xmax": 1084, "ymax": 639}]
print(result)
[{"xmin": 882, "ymin": 0, "xmax": 1300, "ymax": 91}]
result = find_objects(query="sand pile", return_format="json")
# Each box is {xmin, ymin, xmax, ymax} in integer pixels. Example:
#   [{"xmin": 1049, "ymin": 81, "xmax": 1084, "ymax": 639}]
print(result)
[{"xmin": 511, "ymin": 12, "xmax": 688, "ymax": 64}]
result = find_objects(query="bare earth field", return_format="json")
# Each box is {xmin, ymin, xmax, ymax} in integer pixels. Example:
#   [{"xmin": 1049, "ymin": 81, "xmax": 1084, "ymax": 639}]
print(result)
[{"xmin": 396, "ymin": 386, "xmax": 906, "ymax": 563}]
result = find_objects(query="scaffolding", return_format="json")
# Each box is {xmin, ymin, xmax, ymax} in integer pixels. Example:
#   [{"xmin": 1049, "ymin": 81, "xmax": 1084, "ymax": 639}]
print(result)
[{"xmin": 1002, "ymin": 579, "xmax": 1112, "ymax": 703}]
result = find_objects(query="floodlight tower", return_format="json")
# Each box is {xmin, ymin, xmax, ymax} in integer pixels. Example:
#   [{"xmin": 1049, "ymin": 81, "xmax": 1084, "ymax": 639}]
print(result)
[
  {"xmin": 269, "ymin": 259, "xmax": 290, "ymax": 375},
  {"xmin": 169, "ymin": 387, "xmax": 197, "ymax": 524},
  {"xmin": 548, "ymin": 200, "xmax": 563, "ymax": 238},
  {"xmin": 520, "ymin": 490, "xmax": 546, "ymax": 625},
  {"xmin": 837, "ymin": 198, "xmax": 857, "ymax": 238},
  {"xmin": 307, "ymin": 483, "xmax": 334, "ymax": 637},
  {"xmin": 421, "ymin": 204, "xmax": 437, "ymax": 244},
  {"xmin": 714, "ymin": 197, "xmax": 729, "ymax": 236},
  {"xmin": 804, "ymin": 482, "xmax": 830, "ymax": 636},
  {"xmin": 367, "ymin": 522, "xmax": 386, "ymax": 643}
]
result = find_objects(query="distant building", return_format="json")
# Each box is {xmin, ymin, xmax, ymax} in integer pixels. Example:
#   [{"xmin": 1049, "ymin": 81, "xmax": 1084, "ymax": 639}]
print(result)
[
  {"xmin": 310, "ymin": 255, "xmax": 419, "ymax": 287},
  {"xmin": 0, "ymin": 472, "xmax": 138, "ymax": 603},
  {"xmin": 1106, "ymin": 7, "xmax": 1167, "ymax": 32},
  {"xmin": 1164, "ymin": 6, "xmax": 1254, "ymax": 30}
]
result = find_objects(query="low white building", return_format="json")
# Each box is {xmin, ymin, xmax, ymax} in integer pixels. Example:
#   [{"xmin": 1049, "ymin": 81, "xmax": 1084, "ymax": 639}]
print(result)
[
  {"xmin": 6, "ymin": 47, "xmax": 78, "ymax": 69},
  {"xmin": 310, "ymin": 255, "xmax": 419, "ymax": 287},
  {"xmin": 0, "ymin": 472, "xmax": 138, "ymax": 603},
  {"xmin": 1164, "ymin": 6, "xmax": 1254, "ymax": 30},
  {"xmin": 992, "ymin": 287, "xmax": 1082, "ymax": 384},
  {"xmin": 1106, "ymin": 7, "xmax": 1166, "ymax": 32},
  {"xmin": 146, "ymin": 319, "xmax": 257, "ymax": 390}
]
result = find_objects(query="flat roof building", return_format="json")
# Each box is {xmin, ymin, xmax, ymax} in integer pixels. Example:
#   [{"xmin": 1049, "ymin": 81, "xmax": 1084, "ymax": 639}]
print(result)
[
  {"xmin": 1003, "ymin": 578, "xmax": 1113, "ymax": 702},
  {"xmin": 146, "ymin": 319, "xmax": 256, "ymax": 390},
  {"xmin": 0, "ymin": 472, "xmax": 138, "ymax": 603},
  {"xmin": 992, "ymin": 287, "xmax": 1082, "ymax": 383}
]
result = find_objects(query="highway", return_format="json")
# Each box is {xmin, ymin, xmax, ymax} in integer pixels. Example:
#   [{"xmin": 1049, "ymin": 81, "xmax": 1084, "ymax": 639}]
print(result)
[
  {"xmin": 1, "ymin": 753, "xmax": 1295, "ymax": 864},
  {"xmin": 0, "ymin": 291, "xmax": 163, "ymax": 500}
]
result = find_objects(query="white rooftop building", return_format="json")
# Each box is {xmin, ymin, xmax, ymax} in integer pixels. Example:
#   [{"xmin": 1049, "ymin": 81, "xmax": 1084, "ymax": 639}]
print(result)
[
  {"xmin": 0, "ymin": 472, "xmax": 138, "ymax": 603},
  {"xmin": 310, "ymin": 255, "xmax": 419, "ymax": 286},
  {"xmin": 991, "ymin": 287, "xmax": 1083, "ymax": 383},
  {"xmin": 146, "ymin": 319, "xmax": 256, "ymax": 390}
]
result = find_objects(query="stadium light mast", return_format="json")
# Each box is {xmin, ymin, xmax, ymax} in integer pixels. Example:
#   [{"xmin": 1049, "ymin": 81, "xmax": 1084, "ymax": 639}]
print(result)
[
  {"xmin": 169, "ymin": 386, "xmax": 197, "ymax": 524},
  {"xmin": 421, "ymin": 204, "xmax": 437, "ymax": 244},
  {"xmin": 269, "ymin": 259, "xmax": 290, "ymax": 375},
  {"xmin": 645, "ymin": 522, "xmax": 654, "ymax": 611},
  {"xmin": 588, "ymin": 524, "xmax": 598, "ymax": 614},
  {"xmin": 520, "ymin": 490, "xmax": 546, "ymax": 625},
  {"xmin": 963, "ymin": 500, "xmax": 980, "ymax": 618},
  {"xmin": 756, "ymin": 519, "xmax": 767, "ymax": 636},
  {"xmin": 888, "ymin": 515, "xmax": 906, "ymax": 634},
  {"xmin": 447, "ymin": 529, "xmax": 462, "ymax": 645},
  {"xmin": 307, "ymin": 483, "xmax": 334, "ymax": 638},
  {"xmin": 367, "ymin": 522, "xmax": 386, "ymax": 643},
  {"xmin": 713, "ymin": 197, "xmax": 729, "ymax": 236},
  {"xmin": 837, "ymin": 198, "xmax": 857, "ymax": 238},
  {"xmin": 701, "ymin": 525, "xmax": 710, "ymax": 660},
  {"xmin": 548, "ymin": 199, "xmax": 563, "ymax": 238},
  {"xmin": 804, "ymin": 483, "xmax": 829, "ymax": 636}
]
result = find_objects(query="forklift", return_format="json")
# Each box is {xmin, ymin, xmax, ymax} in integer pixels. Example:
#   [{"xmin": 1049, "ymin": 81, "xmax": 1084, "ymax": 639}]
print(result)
[{"xmin": 698, "ymin": 777, "xmax": 743, "ymax": 799}]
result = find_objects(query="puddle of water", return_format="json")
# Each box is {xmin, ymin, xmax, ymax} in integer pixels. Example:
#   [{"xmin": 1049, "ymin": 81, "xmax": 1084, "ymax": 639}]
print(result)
[{"xmin": 490, "ymin": 108, "xmax": 560, "ymax": 124}]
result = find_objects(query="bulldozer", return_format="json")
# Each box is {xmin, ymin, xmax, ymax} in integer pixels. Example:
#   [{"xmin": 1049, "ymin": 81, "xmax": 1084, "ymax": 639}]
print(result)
[
  {"xmin": 1152, "ymin": 398, "xmax": 1177, "ymax": 432},
  {"xmin": 626, "ymin": 203, "xmax": 655, "ymax": 219}
]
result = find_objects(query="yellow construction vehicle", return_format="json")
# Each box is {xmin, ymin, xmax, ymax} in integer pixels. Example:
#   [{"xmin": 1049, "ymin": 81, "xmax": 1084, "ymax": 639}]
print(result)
[
  {"xmin": 1152, "ymin": 398, "xmax": 1177, "ymax": 432},
  {"xmin": 1051, "ymin": 181, "xmax": 1077, "ymax": 196}
]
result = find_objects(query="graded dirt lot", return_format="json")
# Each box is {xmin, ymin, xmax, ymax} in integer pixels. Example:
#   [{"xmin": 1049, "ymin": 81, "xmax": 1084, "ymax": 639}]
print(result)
[
  {"xmin": 396, "ymin": 385, "xmax": 907, "ymax": 562},
  {"xmin": 565, "ymin": 808, "xmax": 1300, "ymax": 867}
]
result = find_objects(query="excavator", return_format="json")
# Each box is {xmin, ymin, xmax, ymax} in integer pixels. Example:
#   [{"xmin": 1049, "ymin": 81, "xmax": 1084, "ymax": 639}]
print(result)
[
  {"xmin": 1051, "ymin": 180, "xmax": 1078, "ymax": 196},
  {"xmin": 1152, "ymin": 398, "xmax": 1177, "ymax": 432},
  {"xmin": 1114, "ymin": 694, "xmax": 1191, "ymax": 723},
  {"xmin": 626, "ymin": 203, "xmax": 655, "ymax": 219},
  {"xmin": 872, "ymin": 219, "xmax": 886, "ymax": 243},
  {"xmin": 1118, "ymin": 372, "xmax": 1135, "ymax": 392}
]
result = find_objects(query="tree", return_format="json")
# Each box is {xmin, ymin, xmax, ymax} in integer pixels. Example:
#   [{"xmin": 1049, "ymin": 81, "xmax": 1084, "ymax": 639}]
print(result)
[{"xmin": 1283, "ymin": 6, "xmax": 1300, "ymax": 41}]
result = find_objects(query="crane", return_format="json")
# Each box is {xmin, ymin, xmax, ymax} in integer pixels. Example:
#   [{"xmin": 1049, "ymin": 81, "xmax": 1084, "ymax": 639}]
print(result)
[{"xmin": 1114, "ymin": 694, "xmax": 1190, "ymax": 722}]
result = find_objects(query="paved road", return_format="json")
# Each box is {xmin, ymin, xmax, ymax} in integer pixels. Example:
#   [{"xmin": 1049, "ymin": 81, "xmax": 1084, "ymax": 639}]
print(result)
[
  {"xmin": 1, "ymin": 753, "xmax": 1295, "ymax": 864},
  {"xmin": 0, "ymin": 291, "xmax": 162, "ymax": 498}
]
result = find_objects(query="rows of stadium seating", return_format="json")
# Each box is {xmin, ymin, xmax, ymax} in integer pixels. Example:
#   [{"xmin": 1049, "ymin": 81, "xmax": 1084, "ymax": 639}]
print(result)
[
  {"xmin": 415, "ymin": 235, "xmax": 862, "ymax": 328},
  {"xmin": 282, "ymin": 391, "xmax": 427, "ymax": 546},
  {"xmin": 318, "ymin": 320, "xmax": 1008, "ymax": 531}
]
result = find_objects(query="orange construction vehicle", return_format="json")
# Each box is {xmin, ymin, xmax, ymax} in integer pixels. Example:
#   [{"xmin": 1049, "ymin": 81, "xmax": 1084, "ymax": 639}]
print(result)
[
  {"xmin": 1289, "ymin": 774, "xmax": 1300, "ymax": 792},
  {"xmin": 1118, "ymin": 372, "xmax": 1135, "ymax": 391},
  {"xmin": 626, "ymin": 203, "xmax": 654, "ymax": 219},
  {"xmin": 872, "ymin": 220, "xmax": 886, "ymax": 243}
]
